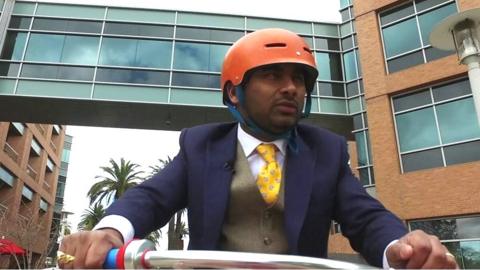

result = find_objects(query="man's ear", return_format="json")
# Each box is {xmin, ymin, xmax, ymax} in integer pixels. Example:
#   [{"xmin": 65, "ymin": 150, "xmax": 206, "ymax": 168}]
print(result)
[{"xmin": 226, "ymin": 83, "xmax": 239, "ymax": 106}]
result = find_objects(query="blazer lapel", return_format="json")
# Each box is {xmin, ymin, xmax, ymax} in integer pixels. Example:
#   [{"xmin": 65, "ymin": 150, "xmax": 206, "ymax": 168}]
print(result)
[
  {"xmin": 284, "ymin": 134, "xmax": 316, "ymax": 253},
  {"xmin": 203, "ymin": 124, "xmax": 238, "ymax": 248}
]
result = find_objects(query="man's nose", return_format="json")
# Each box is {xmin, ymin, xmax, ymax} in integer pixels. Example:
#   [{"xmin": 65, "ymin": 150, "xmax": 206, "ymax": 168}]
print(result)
[{"xmin": 279, "ymin": 76, "xmax": 298, "ymax": 96}]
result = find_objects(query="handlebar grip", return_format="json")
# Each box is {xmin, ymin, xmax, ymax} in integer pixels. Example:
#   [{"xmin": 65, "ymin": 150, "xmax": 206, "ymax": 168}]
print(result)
[{"xmin": 103, "ymin": 248, "xmax": 119, "ymax": 269}]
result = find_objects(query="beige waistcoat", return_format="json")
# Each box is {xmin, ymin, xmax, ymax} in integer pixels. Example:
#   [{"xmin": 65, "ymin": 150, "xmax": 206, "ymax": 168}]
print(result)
[{"xmin": 219, "ymin": 143, "xmax": 288, "ymax": 253}]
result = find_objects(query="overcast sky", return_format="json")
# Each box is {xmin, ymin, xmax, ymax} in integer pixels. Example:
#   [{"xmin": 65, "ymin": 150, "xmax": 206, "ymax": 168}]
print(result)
[{"xmin": 61, "ymin": 0, "xmax": 341, "ymax": 249}]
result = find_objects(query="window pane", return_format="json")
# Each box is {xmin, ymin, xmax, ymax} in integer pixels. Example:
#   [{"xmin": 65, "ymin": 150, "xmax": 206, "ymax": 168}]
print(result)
[
  {"xmin": 171, "ymin": 72, "xmax": 220, "ymax": 89},
  {"xmin": 36, "ymin": 3, "xmax": 104, "ymax": 20},
  {"xmin": 341, "ymin": 36, "xmax": 354, "ymax": 50},
  {"xmin": 387, "ymin": 50, "xmax": 425, "ymax": 73},
  {"xmin": 380, "ymin": 3, "xmax": 415, "ymax": 25},
  {"xmin": 315, "ymin": 37, "xmax": 340, "ymax": 51},
  {"xmin": 433, "ymin": 79, "xmax": 471, "ymax": 102},
  {"xmin": 355, "ymin": 131, "xmax": 368, "ymax": 166},
  {"xmin": 437, "ymin": 98, "xmax": 480, "ymax": 144},
  {"xmin": 25, "ymin": 33, "xmax": 64, "ymax": 62},
  {"xmin": 100, "ymin": 38, "xmax": 172, "ymax": 69},
  {"xmin": 383, "ymin": 18, "xmax": 421, "ymax": 58},
  {"xmin": 346, "ymin": 81, "xmax": 359, "ymax": 97},
  {"xmin": 0, "ymin": 62, "xmax": 20, "ymax": 76},
  {"xmin": 396, "ymin": 107, "xmax": 439, "ymax": 152},
  {"xmin": 61, "ymin": 35, "xmax": 99, "ymax": 65},
  {"xmin": 343, "ymin": 51, "xmax": 357, "ymax": 81},
  {"xmin": 1, "ymin": 32, "xmax": 27, "ymax": 60},
  {"xmin": 393, "ymin": 89, "xmax": 431, "ymax": 112},
  {"xmin": 314, "ymin": 23, "xmax": 338, "ymax": 37},
  {"xmin": 248, "ymin": 18, "xmax": 311, "ymax": 34},
  {"xmin": 93, "ymin": 84, "xmax": 168, "ymax": 103},
  {"xmin": 9, "ymin": 16, "xmax": 31, "ymax": 29},
  {"xmin": 418, "ymin": 4, "xmax": 457, "ymax": 45},
  {"xmin": 402, "ymin": 148, "xmax": 444, "ymax": 172},
  {"xmin": 0, "ymin": 166, "xmax": 14, "ymax": 187},
  {"xmin": 170, "ymin": 88, "xmax": 223, "ymax": 106},
  {"xmin": 104, "ymin": 22, "xmax": 174, "ymax": 38},
  {"xmin": 176, "ymin": 27, "xmax": 243, "ymax": 42},
  {"xmin": 340, "ymin": 22, "xmax": 352, "ymax": 36},
  {"xmin": 21, "ymin": 64, "xmax": 94, "ymax": 81},
  {"xmin": 348, "ymin": 97, "xmax": 361, "ymax": 113},
  {"xmin": 174, "ymin": 42, "xmax": 228, "ymax": 72},
  {"xmin": 444, "ymin": 140, "xmax": 480, "ymax": 166},
  {"xmin": 96, "ymin": 68, "xmax": 169, "ymax": 85},
  {"xmin": 178, "ymin": 12, "xmax": 243, "ymax": 29},
  {"xmin": 341, "ymin": 9, "xmax": 350, "ymax": 22},
  {"xmin": 33, "ymin": 18, "xmax": 102, "ymax": 33},
  {"xmin": 410, "ymin": 219, "xmax": 457, "ymax": 239},
  {"xmin": 353, "ymin": 113, "xmax": 363, "ymax": 130},
  {"xmin": 318, "ymin": 82, "xmax": 345, "ymax": 97},
  {"xmin": 358, "ymin": 167, "xmax": 370, "ymax": 186},
  {"xmin": 320, "ymin": 98, "xmax": 347, "ymax": 114},
  {"xmin": 107, "ymin": 8, "xmax": 175, "ymax": 24},
  {"xmin": 424, "ymin": 46, "xmax": 454, "ymax": 62},
  {"xmin": 457, "ymin": 217, "xmax": 480, "ymax": 239},
  {"xmin": 416, "ymin": 0, "xmax": 453, "ymax": 13},
  {"xmin": 315, "ymin": 52, "xmax": 343, "ymax": 81}
]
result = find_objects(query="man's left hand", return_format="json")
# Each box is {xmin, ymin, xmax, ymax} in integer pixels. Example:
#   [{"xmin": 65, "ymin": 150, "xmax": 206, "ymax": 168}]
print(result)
[{"xmin": 386, "ymin": 230, "xmax": 459, "ymax": 269}]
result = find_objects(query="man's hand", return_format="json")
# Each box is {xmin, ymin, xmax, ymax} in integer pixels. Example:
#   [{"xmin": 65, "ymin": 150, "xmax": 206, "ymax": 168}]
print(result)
[
  {"xmin": 386, "ymin": 230, "xmax": 458, "ymax": 269},
  {"xmin": 58, "ymin": 228, "xmax": 124, "ymax": 269}
]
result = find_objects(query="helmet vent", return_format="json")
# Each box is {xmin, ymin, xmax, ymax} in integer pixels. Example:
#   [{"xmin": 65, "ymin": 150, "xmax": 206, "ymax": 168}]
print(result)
[
  {"xmin": 303, "ymin": 47, "xmax": 312, "ymax": 54},
  {"xmin": 265, "ymin": 43, "xmax": 287, "ymax": 48}
]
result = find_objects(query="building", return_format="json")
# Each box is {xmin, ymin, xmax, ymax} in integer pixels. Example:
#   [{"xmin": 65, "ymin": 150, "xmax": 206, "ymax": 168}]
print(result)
[
  {"xmin": 0, "ymin": 123, "xmax": 66, "ymax": 268},
  {"xmin": 0, "ymin": 0, "xmax": 478, "ymax": 268}
]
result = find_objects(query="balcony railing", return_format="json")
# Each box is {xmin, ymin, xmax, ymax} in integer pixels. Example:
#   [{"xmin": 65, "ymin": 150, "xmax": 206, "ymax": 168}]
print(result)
[
  {"xmin": 0, "ymin": 203, "xmax": 8, "ymax": 220},
  {"xmin": 3, "ymin": 142, "xmax": 18, "ymax": 163},
  {"xmin": 50, "ymin": 141, "xmax": 57, "ymax": 152},
  {"xmin": 43, "ymin": 181, "xmax": 51, "ymax": 192},
  {"xmin": 36, "ymin": 124, "xmax": 46, "ymax": 136},
  {"xmin": 26, "ymin": 164, "xmax": 37, "ymax": 180}
]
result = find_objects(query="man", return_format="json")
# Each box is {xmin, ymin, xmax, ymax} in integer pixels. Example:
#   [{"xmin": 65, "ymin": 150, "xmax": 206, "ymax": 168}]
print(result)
[{"xmin": 59, "ymin": 29, "xmax": 458, "ymax": 269}]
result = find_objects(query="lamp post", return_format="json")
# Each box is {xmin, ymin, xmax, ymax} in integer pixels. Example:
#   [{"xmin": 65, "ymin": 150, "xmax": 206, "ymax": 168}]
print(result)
[{"xmin": 430, "ymin": 8, "xmax": 480, "ymax": 127}]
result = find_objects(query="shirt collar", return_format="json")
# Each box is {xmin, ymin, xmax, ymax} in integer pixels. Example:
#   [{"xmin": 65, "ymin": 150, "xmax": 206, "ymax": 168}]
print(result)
[{"xmin": 237, "ymin": 124, "xmax": 287, "ymax": 157}]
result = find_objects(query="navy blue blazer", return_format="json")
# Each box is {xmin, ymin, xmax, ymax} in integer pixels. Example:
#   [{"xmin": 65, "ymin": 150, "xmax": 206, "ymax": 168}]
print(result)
[{"xmin": 106, "ymin": 122, "xmax": 407, "ymax": 266}]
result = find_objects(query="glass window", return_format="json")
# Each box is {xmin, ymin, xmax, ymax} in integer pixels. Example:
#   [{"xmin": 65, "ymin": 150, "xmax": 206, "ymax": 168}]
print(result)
[
  {"xmin": 346, "ymin": 81, "xmax": 359, "ymax": 97},
  {"xmin": 318, "ymin": 82, "xmax": 345, "ymax": 97},
  {"xmin": 444, "ymin": 140, "xmax": 480, "ymax": 166},
  {"xmin": 319, "ymin": 98, "xmax": 347, "ymax": 114},
  {"xmin": 170, "ymin": 88, "xmax": 223, "ymax": 106},
  {"xmin": 100, "ymin": 37, "xmax": 172, "ymax": 69},
  {"xmin": 104, "ymin": 22, "xmax": 174, "ymax": 38},
  {"xmin": 1, "ymin": 32, "xmax": 27, "ymax": 60},
  {"xmin": 40, "ymin": 198, "xmax": 48, "ymax": 211},
  {"xmin": 436, "ymin": 98, "xmax": 480, "ymax": 144},
  {"xmin": 22, "ymin": 185, "xmax": 33, "ymax": 200},
  {"xmin": 353, "ymin": 114, "xmax": 364, "ymax": 130},
  {"xmin": 418, "ymin": 4, "xmax": 457, "ymax": 45},
  {"xmin": 173, "ymin": 42, "xmax": 229, "ymax": 72},
  {"xmin": 355, "ymin": 131, "xmax": 368, "ymax": 166},
  {"xmin": 46, "ymin": 157, "xmax": 54, "ymax": 172},
  {"xmin": 341, "ymin": 36, "xmax": 354, "ymax": 50},
  {"xmin": 314, "ymin": 23, "xmax": 338, "ymax": 37},
  {"xmin": 93, "ymin": 84, "xmax": 168, "ymax": 103},
  {"xmin": 348, "ymin": 97, "xmax": 361, "ymax": 114},
  {"xmin": 387, "ymin": 50, "xmax": 425, "ymax": 73},
  {"xmin": 340, "ymin": 0, "xmax": 350, "ymax": 9},
  {"xmin": 21, "ymin": 63, "xmax": 94, "ymax": 81},
  {"xmin": 9, "ymin": 16, "xmax": 32, "ymax": 29},
  {"xmin": 25, "ymin": 34, "xmax": 99, "ymax": 65},
  {"xmin": 341, "ymin": 9, "xmax": 350, "ymax": 22},
  {"xmin": 358, "ymin": 167, "xmax": 370, "ymax": 186},
  {"xmin": 107, "ymin": 8, "xmax": 175, "ymax": 24},
  {"xmin": 432, "ymin": 79, "xmax": 471, "ymax": 102},
  {"xmin": 393, "ymin": 89, "xmax": 432, "ymax": 112},
  {"xmin": 416, "ymin": 0, "xmax": 453, "ymax": 12},
  {"xmin": 248, "ymin": 18, "xmax": 311, "ymax": 34},
  {"xmin": 32, "ymin": 18, "xmax": 102, "ymax": 33},
  {"xmin": 340, "ymin": 22, "xmax": 352, "ymax": 36},
  {"xmin": 402, "ymin": 148, "xmax": 444, "ymax": 172},
  {"xmin": 178, "ymin": 12, "xmax": 244, "ymax": 29},
  {"xmin": 36, "ymin": 3, "xmax": 105, "ymax": 20},
  {"xmin": 171, "ymin": 72, "xmax": 220, "ymax": 89},
  {"xmin": 343, "ymin": 51, "xmax": 357, "ymax": 81},
  {"xmin": 315, "ymin": 52, "xmax": 343, "ymax": 81},
  {"xmin": 396, "ymin": 107, "xmax": 439, "ymax": 152},
  {"xmin": 380, "ymin": 3, "xmax": 415, "ymax": 25},
  {"xmin": 96, "ymin": 68, "xmax": 169, "ymax": 85},
  {"xmin": 12, "ymin": 2, "xmax": 35, "ymax": 15},
  {"xmin": 16, "ymin": 80, "xmax": 92, "ymax": 98},
  {"xmin": 0, "ymin": 62, "xmax": 20, "ymax": 77},
  {"xmin": 424, "ymin": 46, "xmax": 454, "ymax": 62},
  {"xmin": 0, "ymin": 166, "xmax": 15, "ymax": 187},
  {"xmin": 383, "ymin": 18, "xmax": 421, "ymax": 58},
  {"xmin": 176, "ymin": 27, "xmax": 243, "ymax": 42},
  {"xmin": 315, "ymin": 37, "xmax": 340, "ymax": 51}
]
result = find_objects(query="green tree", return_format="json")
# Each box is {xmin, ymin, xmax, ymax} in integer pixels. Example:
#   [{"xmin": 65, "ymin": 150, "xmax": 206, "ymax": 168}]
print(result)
[
  {"xmin": 87, "ymin": 158, "xmax": 144, "ymax": 205},
  {"xmin": 78, "ymin": 203, "xmax": 105, "ymax": 231}
]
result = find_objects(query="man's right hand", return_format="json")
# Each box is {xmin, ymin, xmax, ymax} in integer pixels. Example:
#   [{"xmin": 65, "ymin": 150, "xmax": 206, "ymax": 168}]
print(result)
[{"xmin": 58, "ymin": 228, "xmax": 124, "ymax": 269}]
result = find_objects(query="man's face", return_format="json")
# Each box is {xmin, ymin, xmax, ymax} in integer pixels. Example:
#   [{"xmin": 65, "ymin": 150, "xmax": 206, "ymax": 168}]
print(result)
[{"xmin": 228, "ymin": 63, "xmax": 307, "ymax": 137}]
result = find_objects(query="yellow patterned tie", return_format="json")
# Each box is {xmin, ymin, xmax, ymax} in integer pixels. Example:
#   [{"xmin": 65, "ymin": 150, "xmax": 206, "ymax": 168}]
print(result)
[{"xmin": 256, "ymin": 143, "xmax": 282, "ymax": 205}]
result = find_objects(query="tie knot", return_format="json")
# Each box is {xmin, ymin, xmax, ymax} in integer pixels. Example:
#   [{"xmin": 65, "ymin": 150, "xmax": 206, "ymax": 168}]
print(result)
[{"xmin": 256, "ymin": 143, "xmax": 277, "ymax": 163}]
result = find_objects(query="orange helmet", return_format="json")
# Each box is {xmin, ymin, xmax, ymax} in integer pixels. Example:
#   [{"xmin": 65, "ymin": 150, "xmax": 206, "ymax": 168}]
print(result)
[{"xmin": 221, "ymin": 28, "xmax": 318, "ymax": 102}]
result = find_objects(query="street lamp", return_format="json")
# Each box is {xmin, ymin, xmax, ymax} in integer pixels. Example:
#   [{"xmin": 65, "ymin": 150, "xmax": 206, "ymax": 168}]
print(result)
[{"xmin": 430, "ymin": 8, "xmax": 480, "ymax": 127}]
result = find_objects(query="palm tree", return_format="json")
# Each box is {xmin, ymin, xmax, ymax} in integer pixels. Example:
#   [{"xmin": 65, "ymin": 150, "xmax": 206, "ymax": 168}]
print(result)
[
  {"xmin": 78, "ymin": 203, "xmax": 105, "ymax": 231},
  {"xmin": 148, "ymin": 157, "xmax": 173, "ymax": 178},
  {"xmin": 87, "ymin": 158, "xmax": 144, "ymax": 206}
]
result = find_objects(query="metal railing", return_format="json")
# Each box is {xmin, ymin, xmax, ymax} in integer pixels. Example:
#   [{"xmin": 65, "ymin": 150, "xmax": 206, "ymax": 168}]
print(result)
[{"xmin": 3, "ymin": 142, "xmax": 18, "ymax": 163}]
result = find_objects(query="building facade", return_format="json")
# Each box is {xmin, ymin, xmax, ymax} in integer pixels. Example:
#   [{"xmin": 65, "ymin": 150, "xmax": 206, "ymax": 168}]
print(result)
[
  {"xmin": 0, "ymin": 0, "xmax": 478, "ymax": 268},
  {"xmin": 0, "ymin": 122, "xmax": 66, "ymax": 268}
]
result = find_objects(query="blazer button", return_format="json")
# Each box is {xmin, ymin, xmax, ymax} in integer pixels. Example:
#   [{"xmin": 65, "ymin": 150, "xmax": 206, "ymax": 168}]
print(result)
[{"xmin": 263, "ymin": 237, "xmax": 272, "ymax": 245}]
